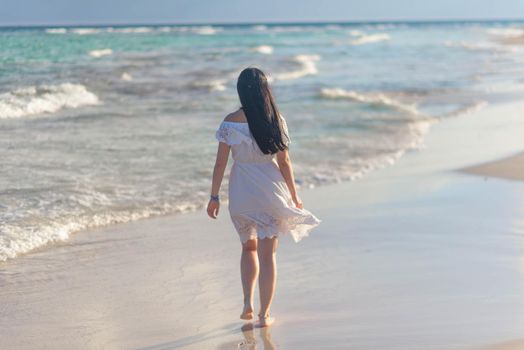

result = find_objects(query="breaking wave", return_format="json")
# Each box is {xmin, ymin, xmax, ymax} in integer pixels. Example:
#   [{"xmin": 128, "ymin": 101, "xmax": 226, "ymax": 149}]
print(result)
[
  {"xmin": 190, "ymin": 79, "xmax": 227, "ymax": 92},
  {"xmin": 251, "ymin": 45, "xmax": 274, "ymax": 54},
  {"xmin": 45, "ymin": 28, "xmax": 67, "ymax": 34},
  {"xmin": 319, "ymin": 88, "xmax": 419, "ymax": 115},
  {"xmin": 0, "ymin": 83, "xmax": 99, "ymax": 119},
  {"xmin": 89, "ymin": 48, "xmax": 113, "ymax": 58},
  {"xmin": 275, "ymin": 54, "xmax": 321, "ymax": 80},
  {"xmin": 350, "ymin": 33, "xmax": 390, "ymax": 45},
  {"xmin": 0, "ymin": 201, "xmax": 201, "ymax": 262}
]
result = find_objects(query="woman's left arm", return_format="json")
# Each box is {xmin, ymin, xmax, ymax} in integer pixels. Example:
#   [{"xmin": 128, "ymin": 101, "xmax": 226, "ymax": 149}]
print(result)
[{"xmin": 207, "ymin": 142, "xmax": 230, "ymax": 219}]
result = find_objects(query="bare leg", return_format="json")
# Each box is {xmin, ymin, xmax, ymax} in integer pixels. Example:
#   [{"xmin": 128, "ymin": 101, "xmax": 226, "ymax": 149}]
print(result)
[
  {"xmin": 240, "ymin": 239, "xmax": 258, "ymax": 320},
  {"xmin": 257, "ymin": 237, "xmax": 278, "ymax": 326}
]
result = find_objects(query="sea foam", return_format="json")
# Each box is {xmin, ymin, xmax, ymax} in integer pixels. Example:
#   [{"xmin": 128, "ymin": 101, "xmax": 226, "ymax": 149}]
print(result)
[
  {"xmin": 350, "ymin": 33, "xmax": 390, "ymax": 45},
  {"xmin": 0, "ymin": 202, "xmax": 201, "ymax": 262},
  {"xmin": 275, "ymin": 54, "xmax": 321, "ymax": 80},
  {"xmin": 89, "ymin": 48, "xmax": 113, "ymax": 58},
  {"xmin": 0, "ymin": 83, "xmax": 99, "ymax": 119},
  {"xmin": 45, "ymin": 28, "xmax": 67, "ymax": 34},
  {"xmin": 444, "ymin": 41, "xmax": 520, "ymax": 53},
  {"xmin": 108, "ymin": 27, "xmax": 154, "ymax": 34},
  {"xmin": 121, "ymin": 72, "xmax": 133, "ymax": 81},
  {"xmin": 192, "ymin": 26, "xmax": 220, "ymax": 35},
  {"xmin": 190, "ymin": 79, "xmax": 227, "ymax": 92},
  {"xmin": 320, "ymin": 88, "xmax": 419, "ymax": 115},
  {"xmin": 251, "ymin": 45, "xmax": 274, "ymax": 54},
  {"xmin": 487, "ymin": 27, "xmax": 524, "ymax": 38},
  {"xmin": 70, "ymin": 28, "xmax": 101, "ymax": 35}
]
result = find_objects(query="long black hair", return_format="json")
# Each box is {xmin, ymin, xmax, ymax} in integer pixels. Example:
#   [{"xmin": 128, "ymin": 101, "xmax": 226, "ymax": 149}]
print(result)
[{"xmin": 237, "ymin": 67, "xmax": 289, "ymax": 154}]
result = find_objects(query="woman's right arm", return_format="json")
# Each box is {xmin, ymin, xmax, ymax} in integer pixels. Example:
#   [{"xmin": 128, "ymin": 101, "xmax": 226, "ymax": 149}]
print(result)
[{"xmin": 276, "ymin": 149, "xmax": 303, "ymax": 209}]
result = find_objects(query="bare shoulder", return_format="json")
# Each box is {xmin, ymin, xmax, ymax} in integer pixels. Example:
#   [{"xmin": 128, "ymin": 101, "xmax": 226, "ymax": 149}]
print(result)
[{"xmin": 224, "ymin": 108, "xmax": 247, "ymax": 122}]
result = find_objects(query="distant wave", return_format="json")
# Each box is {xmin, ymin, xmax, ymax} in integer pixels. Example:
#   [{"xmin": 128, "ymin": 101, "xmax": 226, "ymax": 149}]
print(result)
[
  {"xmin": 252, "ymin": 25, "xmax": 268, "ymax": 31},
  {"xmin": 108, "ymin": 27, "xmax": 153, "ymax": 34},
  {"xmin": 348, "ymin": 30, "xmax": 364, "ymax": 37},
  {"xmin": 191, "ymin": 26, "xmax": 220, "ymax": 35},
  {"xmin": 89, "ymin": 48, "xmax": 113, "ymax": 58},
  {"xmin": 444, "ymin": 41, "xmax": 519, "ymax": 53},
  {"xmin": 45, "ymin": 28, "xmax": 67, "ymax": 34},
  {"xmin": 53, "ymin": 26, "xmax": 221, "ymax": 36},
  {"xmin": 487, "ymin": 27, "xmax": 524, "ymax": 38},
  {"xmin": 319, "ymin": 88, "xmax": 419, "ymax": 114},
  {"xmin": 190, "ymin": 79, "xmax": 227, "ymax": 92},
  {"xmin": 274, "ymin": 54, "xmax": 321, "ymax": 80},
  {"xmin": 70, "ymin": 28, "xmax": 102, "ymax": 35},
  {"xmin": 121, "ymin": 72, "xmax": 133, "ymax": 81},
  {"xmin": 0, "ymin": 83, "xmax": 99, "ymax": 119},
  {"xmin": 251, "ymin": 45, "xmax": 274, "ymax": 54},
  {"xmin": 350, "ymin": 33, "xmax": 390, "ymax": 45}
]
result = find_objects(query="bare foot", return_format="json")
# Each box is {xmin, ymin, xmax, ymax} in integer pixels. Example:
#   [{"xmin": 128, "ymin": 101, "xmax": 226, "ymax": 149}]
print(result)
[
  {"xmin": 240, "ymin": 304, "xmax": 254, "ymax": 320},
  {"xmin": 255, "ymin": 314, "xmax": 275, "ymax": 328}
]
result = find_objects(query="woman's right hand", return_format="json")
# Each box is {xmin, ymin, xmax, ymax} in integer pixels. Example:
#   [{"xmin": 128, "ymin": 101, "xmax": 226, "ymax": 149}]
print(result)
[
  {"xmin": 207, "ymin": 199, "xmax": 220, "ymax": 219},
  {"xmin": 292, "ymin": 195, "xmax": 303, "ymax": 209}
]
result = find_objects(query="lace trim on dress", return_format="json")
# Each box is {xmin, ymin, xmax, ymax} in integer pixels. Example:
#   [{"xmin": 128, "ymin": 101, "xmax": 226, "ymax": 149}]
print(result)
[
  {"xmin": 231, "ymin": 209, "xmax": 321, "ymax": 243},
  {"xmin": 215, "ymin": 122, "xmax": 253, "ymax": 145}
]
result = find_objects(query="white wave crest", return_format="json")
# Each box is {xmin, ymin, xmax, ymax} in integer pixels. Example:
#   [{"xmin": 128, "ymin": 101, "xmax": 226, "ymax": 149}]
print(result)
[
  {"xmin": 45, "ymin": 28, "xmax": 67, "ymax": 34},
  {"xmin": 70, "ymin": 28, "xmax": 101, "ymax": 35},
  {"xmin": 319, "ymin": 88, "xmax": 418, "ymax": 114},
  {"xmin": 193, "ymin": 26, "xmax": 220, "ymax": 35},
  {"xmin": 191, "ymin": 79, "xmax": 227, "ymax": 92},
  {"xmin": 168, "ymin": 26, "xmax": 222, "ymax": 35},
  {"xmin": 251, "ymin": 45, "xmax": 274, "ymax": 54},
  {"xmin": 109, "ymin": 27, "xmax": 153, "ymax": 34},
  {"xmin": 275, "ymin": 54, "xmax": 321, "ymax": 80},
  {"xmin": 350, "ymin": 33, "xmax": 390, "ymax": 45},
  {"xmin": 89, "ymin": 48, "xmax": 113, "ymax": 58},
  {"xmin": 488, "ymin": 27, "xmax": 524, "ymax": 38},
  {"xmin": 0, "ymin": 83, "xmax": 100, "ymax": 119},
  {"xmin": 444, "ymin": 40, "xmax": 520, "ymax": 53},
  {"xmin": 121, "ymin": 72, "xmax": 133, "ymax": 81},
  {"xmin": 348, "ymin": 30, "xmax": 364, "ymax": 37},
  {"xmin": 253, "ymin": 25, "xmax": 268, "ymax": 31}
]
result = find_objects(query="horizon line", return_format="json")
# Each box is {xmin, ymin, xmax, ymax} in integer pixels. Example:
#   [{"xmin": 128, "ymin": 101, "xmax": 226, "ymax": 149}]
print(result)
[{"xmin": 1, "ymin": 17, "xmax": 524, "ymax": 29}]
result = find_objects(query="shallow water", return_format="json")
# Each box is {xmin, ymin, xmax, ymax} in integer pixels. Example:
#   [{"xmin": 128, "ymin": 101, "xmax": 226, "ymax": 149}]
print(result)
[{"xmin": 1, "ymin": 21, "xmax": 524, "ymax": 260}]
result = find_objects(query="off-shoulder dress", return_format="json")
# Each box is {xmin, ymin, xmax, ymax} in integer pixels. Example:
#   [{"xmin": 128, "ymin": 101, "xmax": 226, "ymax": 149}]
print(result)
[{"xmin": 215, "ymin": 117, "xmax": 320, "ymax": 243}]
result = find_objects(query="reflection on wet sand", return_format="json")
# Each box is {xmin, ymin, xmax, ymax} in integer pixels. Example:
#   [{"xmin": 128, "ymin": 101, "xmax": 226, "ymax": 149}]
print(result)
[{"xmin": 238, "ymin": 323, "xmax": 276, "ymax": 350}]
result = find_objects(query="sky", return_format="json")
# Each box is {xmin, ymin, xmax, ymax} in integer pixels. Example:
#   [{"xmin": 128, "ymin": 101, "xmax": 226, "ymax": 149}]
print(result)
[{"xmin": 1, "ymin": 0, "xmax": 524, "ymax": 26}]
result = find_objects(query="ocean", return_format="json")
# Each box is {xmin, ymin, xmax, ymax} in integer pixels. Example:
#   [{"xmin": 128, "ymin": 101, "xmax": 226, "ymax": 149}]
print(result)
[{"xmin": 1, "ymin": 21, "xmax": 524, "ymax": 261}]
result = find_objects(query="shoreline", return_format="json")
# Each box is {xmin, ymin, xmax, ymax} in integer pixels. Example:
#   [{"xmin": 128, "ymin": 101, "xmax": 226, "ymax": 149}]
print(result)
[{"xmin": 2, "ymin": 100, "xmax": 524, "ymax": 349}]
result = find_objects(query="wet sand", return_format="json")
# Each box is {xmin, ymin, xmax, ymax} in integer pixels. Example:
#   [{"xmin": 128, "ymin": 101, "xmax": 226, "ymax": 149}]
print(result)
[
  {"xmin": 463, "ymin": 153, "xmax": 524, "ymax": 182},
  {"xmin": 2, "ymin": 101, "xmax": 524, "ymax": 349},
  {"xmin": 479, "ymin": 339, "xmax": 524, "ymax": 350}
]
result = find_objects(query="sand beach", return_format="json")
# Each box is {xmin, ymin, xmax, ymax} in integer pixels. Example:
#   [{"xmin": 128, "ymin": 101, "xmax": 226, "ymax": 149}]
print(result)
[{"xmin": 2, "ymin": 98, "xmax": 524, "ymax": 349}]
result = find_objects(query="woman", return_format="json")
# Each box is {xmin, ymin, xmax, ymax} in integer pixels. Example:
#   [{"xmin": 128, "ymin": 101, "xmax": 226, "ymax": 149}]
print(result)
[{"xmin": 207, "ymin": 67, "xmax": 320, "ymax": 327}]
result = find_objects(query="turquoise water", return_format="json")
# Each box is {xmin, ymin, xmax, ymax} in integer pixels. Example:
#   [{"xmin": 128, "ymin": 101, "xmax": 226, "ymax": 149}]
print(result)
[{"xmin": 1, "ymin": 21, "xmax": 524, "ymax": 261}]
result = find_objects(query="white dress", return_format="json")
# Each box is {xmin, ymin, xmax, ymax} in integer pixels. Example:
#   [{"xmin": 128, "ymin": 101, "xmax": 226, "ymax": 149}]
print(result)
[{"xmin": 215, "ymin": 118, "xmax": 321, "ymax": 243}]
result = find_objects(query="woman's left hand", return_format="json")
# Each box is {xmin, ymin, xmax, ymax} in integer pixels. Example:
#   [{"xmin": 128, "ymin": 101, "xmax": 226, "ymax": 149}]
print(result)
[{"xmin": 207, "ymin": 199, "xmax": 220, "ymax": 219}]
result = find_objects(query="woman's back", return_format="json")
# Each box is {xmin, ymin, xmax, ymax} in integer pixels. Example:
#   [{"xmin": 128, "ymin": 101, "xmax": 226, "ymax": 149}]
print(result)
[{"xmin": 216, "ymin": 109, "xmax": 289, "ymax": 164}]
